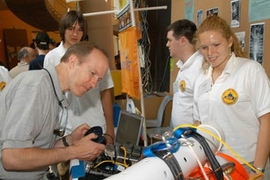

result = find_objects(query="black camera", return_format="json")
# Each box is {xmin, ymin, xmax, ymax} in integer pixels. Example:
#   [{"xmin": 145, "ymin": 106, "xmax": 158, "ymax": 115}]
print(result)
[{"xmin": 84, "ymin": 126, "xmax": 106, "ymax": 145}]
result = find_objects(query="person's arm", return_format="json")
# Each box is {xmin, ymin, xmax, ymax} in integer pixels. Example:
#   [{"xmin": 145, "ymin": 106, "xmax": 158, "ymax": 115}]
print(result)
[
  {"xmin": 250, "ymin": 113, "xmax": 270, "ymax": 178},
  {"xmin": 101, "ymin": 88, "xmax": 115, "ymax": 144},
  {"xmin": 2, "ymin": 124, "xmax": 105, "ymax": 171}
]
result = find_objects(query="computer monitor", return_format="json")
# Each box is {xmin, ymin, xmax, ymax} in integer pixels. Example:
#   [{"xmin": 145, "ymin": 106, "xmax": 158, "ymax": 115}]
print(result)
[{"xmin": 115, "ymin": 110, "xmax": 143, "ymax": 146}]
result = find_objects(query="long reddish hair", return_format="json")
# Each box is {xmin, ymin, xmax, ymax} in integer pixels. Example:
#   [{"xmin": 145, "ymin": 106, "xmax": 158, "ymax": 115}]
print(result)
[{"xmin": 196, "ymin": 16, "xmax": 248, "ymax": 71}]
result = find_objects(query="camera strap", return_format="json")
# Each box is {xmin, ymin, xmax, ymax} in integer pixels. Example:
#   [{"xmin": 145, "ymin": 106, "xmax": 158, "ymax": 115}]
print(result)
[{"xmin": 43, "ymin": 68, "xmax": 67, "ymax": 137}]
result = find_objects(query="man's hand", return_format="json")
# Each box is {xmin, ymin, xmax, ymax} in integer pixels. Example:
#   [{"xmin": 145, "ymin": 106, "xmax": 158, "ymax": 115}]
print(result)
[
  {"xmin": 71, "ymin": 133, "xmax": 105, "ymax": 161},
  {"xmin": 193, "ymin": 120, "xmax": 201, "ymax": 126},
  {"xmin": 70, "ymin": 123, "xmax": 91, "ymax": 145}
]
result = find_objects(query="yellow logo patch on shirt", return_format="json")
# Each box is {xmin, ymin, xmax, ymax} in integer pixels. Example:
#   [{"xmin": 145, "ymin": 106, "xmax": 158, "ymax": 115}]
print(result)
[
  {"xmin": 0, "ymin": 81, "xmax": 6, "ymax": 91},
  {"xmin": 179, "ymin": 80, "xmax": 186, "ymax": 92},
  {"xmin": 222, "ymin": 88, "xmax": 238, "ymax": 105}
]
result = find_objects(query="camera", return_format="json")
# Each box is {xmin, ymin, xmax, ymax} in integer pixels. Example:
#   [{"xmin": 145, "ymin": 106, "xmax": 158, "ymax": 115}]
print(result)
[
  {"xmin": 83, "ymin": 126, "xmax": 142, "ymax": 177},
  {"xmin": 84, "ymin": 126, "xmax": 106, "ymax": 145}
]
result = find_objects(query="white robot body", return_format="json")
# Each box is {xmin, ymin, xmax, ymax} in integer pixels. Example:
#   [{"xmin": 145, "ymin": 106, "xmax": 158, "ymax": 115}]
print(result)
[{"xmin": 105, "ymin": 124, "xmax": 225, "ymax": 180}]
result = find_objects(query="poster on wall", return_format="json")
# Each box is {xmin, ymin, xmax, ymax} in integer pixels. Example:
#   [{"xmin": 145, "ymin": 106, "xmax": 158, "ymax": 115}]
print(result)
[
  {"xmin": 231, "ymin": 0, "xmax": 240, "ymax": 28},
  {"xmin": 115, "ymin": 0, "xmax": 130, "ymax": 17},
  {"xmin": 115, "ymin": 0, "xmax": 132, "ymax": 32},
  {"xmin": 249, "ymin": 23, "xmax": 264, "ymax": 65},
  {"xmin": 184, "ymin": 0, "xmax": 194, "ymax": 21},
  {"xmin": 235, "ymin": 31, "xmax": 245, "ymax": 51},
  {"xmin": 206, "ymin": 7, "xmax": 219, "ymax": 18},
  {"xmin": 118, "ymin": 8, "xmax": 132, "ymax": 32},
  {"xmin": 197, "ymin": 9, "xmax": 203, "ymax": 27},
  {"xmin": 249, "ymin": 0, "xmax": 270, "ymax": 22}
]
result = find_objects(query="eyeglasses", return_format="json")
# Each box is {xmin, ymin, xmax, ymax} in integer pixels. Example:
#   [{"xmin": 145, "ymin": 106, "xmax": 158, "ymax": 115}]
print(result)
[{"xmin": 54, "ymin": 106, "xmax": 68, "ymax": 137}]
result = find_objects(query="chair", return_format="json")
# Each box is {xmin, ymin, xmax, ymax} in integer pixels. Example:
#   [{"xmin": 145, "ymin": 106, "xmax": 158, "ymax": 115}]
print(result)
[
  {"xmin": 145, "ymin": 94, "xmax": 173, "ymax": 144},
  {"xmin": 145, "ymin": 94, "xmax": 173, "ymax": 128}
]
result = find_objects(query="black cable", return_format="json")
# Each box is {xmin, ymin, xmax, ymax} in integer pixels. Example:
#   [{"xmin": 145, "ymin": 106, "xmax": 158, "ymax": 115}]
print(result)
[
  {"xmin": 124, "ymin": 142, "xmax": 134, "ymax": 161},
  {"xmin": 159, "ymin": 56, "xmax": 171, "ymax": 92},
  {"xmin": 46, "ymin": 172, "xmax": 59, "ymax": 180},
  {"xmin": 43, "ymin": 68, "xmax": 67, "ymax": 137},
  {"xmin": 190, "ymin": 132, "xmax": 224, "ymax": 180},
  {"xmin": 43, "ymin": 68, "xmax": 63, "ymax": 107},
  {"xmin": 155, "ymin": 149, "xmax": 184, "ymax": 180}
]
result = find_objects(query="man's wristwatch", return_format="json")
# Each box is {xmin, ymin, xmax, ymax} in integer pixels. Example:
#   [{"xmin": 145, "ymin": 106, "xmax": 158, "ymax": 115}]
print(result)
[{"xmin": 62, "ymin": 136, "xmax": 70, "ymax": 147}]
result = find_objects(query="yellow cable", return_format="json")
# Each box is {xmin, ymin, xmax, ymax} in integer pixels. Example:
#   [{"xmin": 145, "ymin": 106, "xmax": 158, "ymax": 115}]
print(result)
[
  {"xmin": 93, "ymin": 146, "xmax": 130, "ymax": 172},
  {"xmin": 93, "ymin": 159, "xmax": 129, "ymax": 169},
  {"xmin": 120, "ymin": 146, "xmax": 128, "ymax": 167},
  {"xmin": 135, "ymin": 107, "xmax": 142, "ymax": 115},
  {"xmin": 249, "ymin": 174, "xmax": 263, "ymax": 180},
  {"xmin": 173, "ymin": 124, "xmax": 264, "ymax": 179}
]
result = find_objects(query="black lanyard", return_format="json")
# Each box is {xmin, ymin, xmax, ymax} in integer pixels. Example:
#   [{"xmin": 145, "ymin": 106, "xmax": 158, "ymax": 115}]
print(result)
[{"xmin": 43, "ymin": 68, "xmax": 67, "ymax": 137}]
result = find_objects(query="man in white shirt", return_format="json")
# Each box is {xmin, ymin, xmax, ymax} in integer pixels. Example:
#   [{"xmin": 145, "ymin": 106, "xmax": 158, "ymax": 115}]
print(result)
[{"xmin": 166, "ymin": 19, "xmax": 203, "ymax": 126}]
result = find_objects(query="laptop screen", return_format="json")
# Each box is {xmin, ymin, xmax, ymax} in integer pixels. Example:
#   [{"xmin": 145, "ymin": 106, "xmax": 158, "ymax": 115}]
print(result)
[{"xmin": 115, "ymin": 110, "xmax": 143, "ymax": 146}]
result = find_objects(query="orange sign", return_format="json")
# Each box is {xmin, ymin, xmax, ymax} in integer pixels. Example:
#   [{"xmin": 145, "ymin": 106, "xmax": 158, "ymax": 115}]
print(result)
[{"xmin": 119, "ymin": 27, "xmax": 140, "ymax": 99}]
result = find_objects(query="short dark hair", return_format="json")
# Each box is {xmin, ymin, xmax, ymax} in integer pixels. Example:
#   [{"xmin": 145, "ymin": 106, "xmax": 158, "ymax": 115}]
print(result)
[
  {"xmin": 61, "ymin": 41, "xmax": 108, "ymax": 63},
  {"xmin": 59, "ymin": 10, "xmax": 88, "ymax": 43},
  {"xmin": 35, "ymin": 32, "xmax": 50, "ymax": 50},
  {"xmin": 166, "ymin": 19, "xmax": 197, "ymax": 44}
]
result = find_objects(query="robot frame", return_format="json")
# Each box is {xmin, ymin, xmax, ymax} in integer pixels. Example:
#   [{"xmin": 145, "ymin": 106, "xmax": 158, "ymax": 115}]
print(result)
[{"xmin": 100, "ymin": 123, "xmax": 263, "ymax": 180}]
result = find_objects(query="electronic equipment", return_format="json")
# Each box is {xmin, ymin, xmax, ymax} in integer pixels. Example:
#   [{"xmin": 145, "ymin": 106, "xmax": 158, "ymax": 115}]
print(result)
[
  {"xmin": 103, "ymin": 123, "xmax": 250, "ymax": 180},
  {"xmin": 114, "ymin": 110, "xmax": 143, "ymax": 146},
  {"xmin": 82, "ymin": 111, "xmax": 144, "ymax": 177},
  {"xmin": 113, "ymin": 110, "xmax": 144, "ymax": 162}
]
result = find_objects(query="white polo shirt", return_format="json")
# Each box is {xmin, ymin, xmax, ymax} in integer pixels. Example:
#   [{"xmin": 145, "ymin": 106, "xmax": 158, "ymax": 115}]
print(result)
[
  {"xmin": 44, "ymin": 41, "xmax": 67, "ymax": 67},
  {"xmin": 171, "ymin": 51, "xmax": 203, "ymax": 126},
  {"xmin": 193, "ymin": 53, "xmax": 270, "ymax": 162}
]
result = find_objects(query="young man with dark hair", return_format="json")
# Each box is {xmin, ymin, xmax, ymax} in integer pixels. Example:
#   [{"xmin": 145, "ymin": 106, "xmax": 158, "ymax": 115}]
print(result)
[{"xmin": 166, "ymin": 19, "xmax": 203, "ymax": 126}]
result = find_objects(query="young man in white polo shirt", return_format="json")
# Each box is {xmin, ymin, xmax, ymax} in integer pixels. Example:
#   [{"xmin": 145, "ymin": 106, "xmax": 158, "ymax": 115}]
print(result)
[{"xmin": 166, "ymin": 19, "xmax": 203, "ymax": 126}]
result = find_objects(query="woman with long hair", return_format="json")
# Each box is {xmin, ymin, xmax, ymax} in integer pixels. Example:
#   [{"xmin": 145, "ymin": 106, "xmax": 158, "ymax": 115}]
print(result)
[{"xmin": 193, "ymin": 16, "xmax": 270, "ymax": 179}]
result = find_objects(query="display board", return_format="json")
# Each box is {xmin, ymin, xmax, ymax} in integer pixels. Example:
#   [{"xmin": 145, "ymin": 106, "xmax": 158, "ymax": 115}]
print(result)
[
  {"xmin": 170, "ymin": 0, "xmax": 270, "ymax": 93},
  {"xmin": 3, "ymin": 29, "xmax": 28, "ymax": 69}
]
